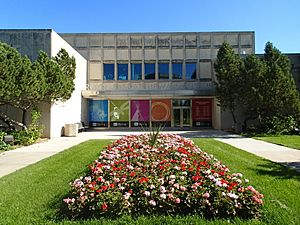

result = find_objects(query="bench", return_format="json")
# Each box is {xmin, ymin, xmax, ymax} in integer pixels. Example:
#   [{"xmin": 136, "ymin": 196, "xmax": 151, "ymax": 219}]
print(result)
[{"xmin": 76, "ymin": 122, "xmax": 89, "ymax": 132}]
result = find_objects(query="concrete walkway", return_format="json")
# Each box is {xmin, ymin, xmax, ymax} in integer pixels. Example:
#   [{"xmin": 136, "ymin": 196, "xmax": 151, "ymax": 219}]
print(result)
[
  {"xmin": 1, "ymin": 130, "xmax": 300, "ymax": 178},
  {"xmin": 216, "ymin": 137, "xmax": 300, "ymax": 172}
]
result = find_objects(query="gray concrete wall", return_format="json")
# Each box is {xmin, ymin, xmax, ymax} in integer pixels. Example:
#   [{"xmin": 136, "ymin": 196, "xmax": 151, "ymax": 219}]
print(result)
[{"xmin": 0, "ymin": 29, "xmax": 51, "ymax": 61}]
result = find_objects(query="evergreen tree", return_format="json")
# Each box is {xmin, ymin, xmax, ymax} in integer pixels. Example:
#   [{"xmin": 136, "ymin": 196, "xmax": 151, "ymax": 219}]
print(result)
[
  {"xmin": 214, "ymin": 42, "xmax": 244, "ymax": 124},
  {"xmin": 0, "ymin": 42, "xmax": 76, "ymax": 129}
]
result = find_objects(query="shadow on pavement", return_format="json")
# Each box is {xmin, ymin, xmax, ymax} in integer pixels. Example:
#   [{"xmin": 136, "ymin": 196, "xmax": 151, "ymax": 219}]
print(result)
[{"xmin": 254, "ymin": 160, "xmax": 300, "ymax": 180}]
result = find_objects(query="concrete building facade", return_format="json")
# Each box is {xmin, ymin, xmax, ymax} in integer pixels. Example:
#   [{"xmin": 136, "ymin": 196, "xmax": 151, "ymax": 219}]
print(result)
[{"xmin": 60, "ymin": 32, "xmax": 255, "ymax": 130}]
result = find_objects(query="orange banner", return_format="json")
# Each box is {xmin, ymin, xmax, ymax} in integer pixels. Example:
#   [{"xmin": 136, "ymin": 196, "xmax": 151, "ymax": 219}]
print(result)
[{"xmin": 151, "ymin": 99, "xmax": 171, "ymax": 121}]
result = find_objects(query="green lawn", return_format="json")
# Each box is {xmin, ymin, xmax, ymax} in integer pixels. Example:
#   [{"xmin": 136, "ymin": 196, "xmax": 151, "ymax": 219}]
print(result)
[
  {"xmin": 0, "ymin": 138, "xmax": 299, "ymax": 225},
  {"xmin": 254, "ymin": 135, "xmax": 300, "ymax": 150}
]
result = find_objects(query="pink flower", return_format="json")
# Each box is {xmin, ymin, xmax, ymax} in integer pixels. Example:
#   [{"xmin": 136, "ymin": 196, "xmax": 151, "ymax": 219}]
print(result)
[
  {"xmin": 144, "ymin": 191, "xmax": 150, "ymax": 196},
  {"xmin": 203, "ymin": 192, "xmax": 210, "ymax": 199},
  {"xmin": 175, "ymin": 198, "xmax": 181, "ymax": 204}
]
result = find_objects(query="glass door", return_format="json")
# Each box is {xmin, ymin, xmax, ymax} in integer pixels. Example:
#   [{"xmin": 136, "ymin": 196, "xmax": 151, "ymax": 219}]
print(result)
[
  {"xmin": 173, "ymin": 108, "xmax": 191, "ymax": 127},
  {"xmin": 182, "ymin": 108, "xmax": 191, "ymax": 127},
  {"xmin": 173, "ymin": 108, "xmax": 181, "ymax": 127}
]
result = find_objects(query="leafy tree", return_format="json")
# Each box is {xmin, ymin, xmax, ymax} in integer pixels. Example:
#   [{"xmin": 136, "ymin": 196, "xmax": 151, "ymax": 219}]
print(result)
[{"xmin": 214, "ymin": 42, "xmax": 244, "ymax": 125}]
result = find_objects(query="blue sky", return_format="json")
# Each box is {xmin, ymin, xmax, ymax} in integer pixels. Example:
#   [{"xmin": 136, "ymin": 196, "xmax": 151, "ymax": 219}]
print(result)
[{"xmin": 0, "ymin": 0, "xmax": 299, "ymax": 53}]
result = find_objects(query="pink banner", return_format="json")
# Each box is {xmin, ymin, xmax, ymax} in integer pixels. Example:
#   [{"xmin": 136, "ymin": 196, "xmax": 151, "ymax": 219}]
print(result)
[{"xmin": 130, "ymin": 100, "xmax": 150, "ymax": 122}]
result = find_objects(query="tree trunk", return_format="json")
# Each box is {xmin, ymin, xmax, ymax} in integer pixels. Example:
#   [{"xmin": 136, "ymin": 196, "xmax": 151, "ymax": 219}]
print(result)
[
  {"xmin": 0, "ymin": 112, "xmax": 27, "ymax": 130},
  {"xmin": 243, "ymin": 115, "xmax": 258, "ymax": 132},
  {"xmin": 22, "ymin": 109, "xmax": 27, "ymax": 129}
]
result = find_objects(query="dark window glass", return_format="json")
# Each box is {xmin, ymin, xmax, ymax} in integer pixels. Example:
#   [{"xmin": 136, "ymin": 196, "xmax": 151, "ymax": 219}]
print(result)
[
  {"xmin": 103, "ymin": 64, "xmax": 114, "ymax": 80},
  {"xmin": 172, "ymin": 63, "xmax": 182, "ymax": 79},
  {"xmin": 117, "ymin": 64, "xmax": 128, "ymax": 80},
  {"xmin": 145, "ymin": 63, "xmax": 155, "ymax": 80},
  {"xmin": 131, "ymin": 63, "xmax": 142, "ymax": 80},
  {"xmin": 186, "ymin": 63, "xmax": 197, "ymax": 79},
  {"xmin": 173, "ymin": 99, "xmax": 191, "ymax": 106},
  {"xmin": 158, "ymin": 63, "xmax": 169, "ymax": 79}
]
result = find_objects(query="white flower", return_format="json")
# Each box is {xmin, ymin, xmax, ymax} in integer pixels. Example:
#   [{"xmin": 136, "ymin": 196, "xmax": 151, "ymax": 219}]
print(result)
[
  {"xmin": 169, "ymin": 175, "xmax": 176, "ymax": 179},
  {"xmin": 160, "ymin": 186, "xmax": 166, "ymax": 193},
  {"xmin": 160, "ymin": 194, "xmax": 166, "ymax": 199},
  {"xmin": 149, "ymin": 200, "xmax": 156, "ymax": 206},
  {"xmin": 150, "ymin": 184, "xmax": 156, "ymax": 189},
  {"xmin": 227, "ymin": 193, "xmax": 239, "ymax": 199},
  {"xmin": 144, "ymin": 191, "xmax": 150, "ymax": 197}
]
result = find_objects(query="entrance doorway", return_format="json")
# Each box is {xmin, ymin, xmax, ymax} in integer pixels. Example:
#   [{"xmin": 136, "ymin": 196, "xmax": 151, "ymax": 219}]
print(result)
[{"xmin": 173, "ymin": 108, "xmax": 191, "ymax": 127}]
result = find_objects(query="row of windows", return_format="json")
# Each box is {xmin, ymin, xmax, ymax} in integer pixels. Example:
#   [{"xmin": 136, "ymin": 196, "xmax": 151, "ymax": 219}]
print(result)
[{"xmin": 103, "ymin": 63, "xmax": 197, "ymax": 80}]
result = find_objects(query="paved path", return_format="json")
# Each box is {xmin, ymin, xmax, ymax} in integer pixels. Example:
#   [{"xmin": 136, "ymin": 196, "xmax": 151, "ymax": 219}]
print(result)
[
  {"xmin": 0, "ymin": 130, "xmax": 233, "ymax": 178},
  {"xmin": 216, "ymin": 137, "xmax": 300, "ymax": 172},
  {"xmin": 1, "ymin": 130, "xmax": 300, "ymax": 178}
]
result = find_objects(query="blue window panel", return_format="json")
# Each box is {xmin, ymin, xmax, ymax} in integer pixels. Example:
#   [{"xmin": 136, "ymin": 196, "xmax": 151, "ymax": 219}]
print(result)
[
  {"xmin": 103, "ymin": 64, "xmax": 114, "ymax": 80},
  {"xmin": 131, "ymin": 63, "xmax": 142, "ymax": 80},
  {"xmin": 186, "ymin": 63, "xmax": 197, "ymax": 79},
  {"xmin": 145, "ymin": 63, "xmax": 155, "ymax": 80},
  {"xmin": 172, "ymin": 63, "xmax": 182, "ymax": 79},
  {"xmin": 118, "ymin": 64, "xmax": 128, "ymax": 80},
  {"xmin": 89, "ymin": 100, "xmax": 108, "ymax": 122},
  {"xmin": 158, "ymin": 63, "xmax": 169, "ymax": 79}
]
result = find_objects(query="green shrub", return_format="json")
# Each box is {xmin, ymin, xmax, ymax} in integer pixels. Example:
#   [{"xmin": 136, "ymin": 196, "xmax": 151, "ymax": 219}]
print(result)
[
  {"xmin": 11, "ymin": 108, "xmax": 43, "ymax": 146},
  {"xmin": 0, "ymin": 131, "xmax": 10, "ymax": 151},
  {"xmin": 260, "ymin": 116, "xmax": 297, "ymax": 135}
]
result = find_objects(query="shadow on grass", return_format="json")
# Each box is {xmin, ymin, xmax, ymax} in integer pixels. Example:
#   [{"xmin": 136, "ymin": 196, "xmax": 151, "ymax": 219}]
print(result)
[{"xmin": 253, "ymin": 159, "xmax": 300, "ymax": 181}]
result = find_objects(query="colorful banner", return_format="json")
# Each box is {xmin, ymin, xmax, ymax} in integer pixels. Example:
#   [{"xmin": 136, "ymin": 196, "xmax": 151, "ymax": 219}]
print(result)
[
  {"xmin": 192, "ymin": 99, "xmax": 212, "ymax": 121},
  {"xmin": 109, "ymin": 100, "xmax": 129, "ymax": 122},
  {"xmin": 89, "ymin": 100, "xmax": 108, "ymax": 122},
  {"xmin": 131, "ymin": 100, "xmax": 150, "ymax": 122},
  {"xmin": 151, "ymin": 99, "xmax": 171, "ymax": 121}
]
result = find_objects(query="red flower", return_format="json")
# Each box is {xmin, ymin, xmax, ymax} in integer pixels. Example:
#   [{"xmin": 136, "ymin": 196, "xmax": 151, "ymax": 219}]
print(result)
[
  {"xmin": 101, "ymin": 185, "xmax": 108, "ymax": 191},
  {"xmin": 219, "ymin": 171, "xmax": 225, "ymax": 176},
  {"xmin": 130, "ymin": 172, "xmax": 136, "ymax": 177},
  {"xmin": 101, "ymin": 203, "xmax": 108, "ymax": 211},
  {"xmin": 139, "ymin": 177, "xmax": 149, "ymax": 183}
]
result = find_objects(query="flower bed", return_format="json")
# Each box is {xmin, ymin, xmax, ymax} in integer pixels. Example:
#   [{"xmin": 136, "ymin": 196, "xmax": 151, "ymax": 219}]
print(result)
[{"xmin": 64, "ymin": 134, "xmax": 263, "ymax": 218}]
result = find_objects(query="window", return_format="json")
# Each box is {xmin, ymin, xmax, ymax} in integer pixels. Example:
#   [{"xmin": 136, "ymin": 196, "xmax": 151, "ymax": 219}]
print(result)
[
  {"xmin": 145, "ymin": 63, "xmax": 155, "ymax": 80},
  {"xmin": 172, "ymin": 63, "xmax": 182, "ymax": 79},
  {"xmin": 131, "ymin": 63, "xmax": 142, "ymax": 80},
  {"xmin": 117, "ymin": 64, "xmax": 128, "ymax": 80},
  {"xmin": 158, "ymin": 63, "xmax": 169, "ymax": 79},
  {"xmin": 103, "ymin": 64, "xmax": 114, "ymax": 80},
  {"xmin": 186, "ymin": 63, "xmax": 197, "ymax": 79},
  {"xmin": 173, "ymin": 99, "xmax": 191, "ymax": 106}
]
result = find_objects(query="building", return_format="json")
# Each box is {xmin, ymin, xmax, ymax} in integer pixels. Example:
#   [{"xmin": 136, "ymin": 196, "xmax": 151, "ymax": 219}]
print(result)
[
  {"xmin": 0, "ymin": 30, "xmax": 257, "ymax": 136},
  {"xmin": 0, "ymin": 29, "xmax": 87, "ymax": 138},
  {"xmin": 60, "ymin": 32, "xmax": 255, "ymax": 130}
]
